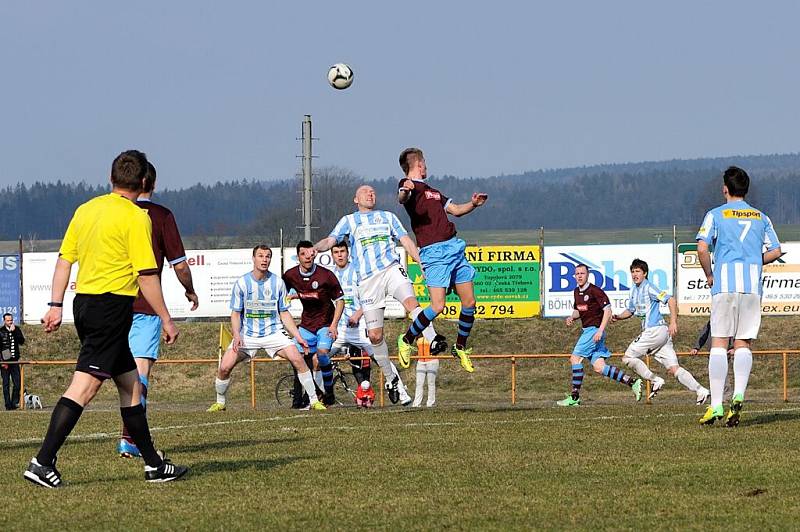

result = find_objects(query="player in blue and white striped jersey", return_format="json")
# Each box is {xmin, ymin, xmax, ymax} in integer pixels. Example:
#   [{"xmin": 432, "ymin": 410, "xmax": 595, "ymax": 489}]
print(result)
[
  {"xmin": 315, "ymin": 185, "xmax": 445, "ymax": 404},
  {"xmin": 208, "ymin": 245, "xmax": 324, "ymax": 412},
  {"xmin": 696, "ymin": 166, "xmax": 782, "ymax": 426},
  {"xmin": 613, "ymin": 259, "xmax": 709, "ymax": 404},
  {"xmin": 328, "ymin": 241, "xmax": 411, "ymax": 404}
]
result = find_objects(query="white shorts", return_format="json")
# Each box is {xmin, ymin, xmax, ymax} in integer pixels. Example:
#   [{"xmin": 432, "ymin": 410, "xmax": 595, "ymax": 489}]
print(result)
[
  {"xmin": 358, "ymin": 264, "xmax": 415, "ymax": 328},
  {"xmin": 624, "ymin": 326, "xmax": 679, "ymax": 368},
  {"xmin": 229, "ymin": 332, "xmax": 295, "ymax": 359},
  {"xmin": 710, "ymin": 292, "xmax": 761, "ymax": 340},
  {"xmin": 330, "ymin": 327, "xmax": 374, "ymax": 355}
]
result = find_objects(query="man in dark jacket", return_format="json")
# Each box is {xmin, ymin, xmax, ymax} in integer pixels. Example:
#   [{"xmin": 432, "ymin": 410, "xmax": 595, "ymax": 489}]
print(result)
[{"xmin": 1, "ymin": 313, "xmax": 24, "ymax": 410}]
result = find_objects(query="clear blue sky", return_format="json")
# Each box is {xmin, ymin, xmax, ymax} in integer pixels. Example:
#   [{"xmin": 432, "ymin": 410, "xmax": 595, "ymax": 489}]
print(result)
[{"xmin": 1, "ymin": 1, "xmax": 798, "ymax": 188}]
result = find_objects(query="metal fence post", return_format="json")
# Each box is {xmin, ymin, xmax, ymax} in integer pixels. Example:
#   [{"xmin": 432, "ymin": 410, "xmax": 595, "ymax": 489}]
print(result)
[
  {"xmin": 511, "ymin": 357, "xmax": 516, "ymax": 405},
  {"xmin": 250, "ymin": 359, "xmax": 256, "ymax": 410},
  {"xmin": 783, "ymin": 352, "xmax": 788, "ymax": 403}
]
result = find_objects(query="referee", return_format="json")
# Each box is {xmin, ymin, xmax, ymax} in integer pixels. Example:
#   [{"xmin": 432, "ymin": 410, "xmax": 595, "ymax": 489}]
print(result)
[{"xmin": 24, "ymin": 150, "xmax": 188, "ymax": 488}]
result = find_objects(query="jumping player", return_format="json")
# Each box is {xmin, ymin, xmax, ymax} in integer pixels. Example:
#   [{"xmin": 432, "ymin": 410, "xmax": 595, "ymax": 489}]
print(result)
[
  {"xmin": 396, "ymin": 147, "xmax": 487, "ymax": 373},
  {"xmin": 283, "ymin": 241, "xmax": 344, "ymax": 406},
  {"xmin": 612, "ymin": 258, "xmax": 710, "ymax": 404},
  {"xmin": 118, "ymin": 161, "xmax": 199, "ymax": 458},
  {"xmin": 329, "ymin": 240, "xmax": 411, "ymax": 405},
  {"xmin": 314, "ymin": 185, "xmax": 444, "ymax": 403},
  {"xmin": 26, "ymin": 150, "xmax": 187, "ymax": 487},
  {"xmin": 696, "ymin": 166, "xmax": 781, "ymax": 426},
  {"xmin": 557, "ymin": 264, "xmax": 642, "ymax": 406},
  {"xmin": 207, "ymin": 245, "xmax": 325, "ymax": 412}
]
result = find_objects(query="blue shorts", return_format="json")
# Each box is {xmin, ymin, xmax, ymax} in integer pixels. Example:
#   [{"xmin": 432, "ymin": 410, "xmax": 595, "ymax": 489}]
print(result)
[
  {"xmin": 572, "ymin": 326, "xmax": 611, "ymax": 364},
  {"xmin": 419, "ymin": 237, "xmax": 476, "ymax": 289},
  {"xmin": 295, "ymin": 326, "xmax": 333, "ymax": 354},
  {"xmin": 128, "ymin": 313, "xmax": 162, "ymax": 360}
]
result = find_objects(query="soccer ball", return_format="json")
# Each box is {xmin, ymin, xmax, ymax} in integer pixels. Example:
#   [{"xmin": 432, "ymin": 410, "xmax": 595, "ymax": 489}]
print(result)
[{"xmin": 327, "ymin": 63, "xmax": 353, "ymax": 90}]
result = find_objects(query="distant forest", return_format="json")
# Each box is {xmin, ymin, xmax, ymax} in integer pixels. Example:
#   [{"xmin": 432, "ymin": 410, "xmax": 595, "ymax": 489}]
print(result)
[{"xmin": 2, "ymin": 153, "xmax": 799, "ymax": 244}]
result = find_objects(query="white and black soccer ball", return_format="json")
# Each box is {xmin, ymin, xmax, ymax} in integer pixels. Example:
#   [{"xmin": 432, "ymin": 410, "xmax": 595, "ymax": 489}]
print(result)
[{"xmin": 327, "ymin": 63, "xmax": 354, "ymax": 90}]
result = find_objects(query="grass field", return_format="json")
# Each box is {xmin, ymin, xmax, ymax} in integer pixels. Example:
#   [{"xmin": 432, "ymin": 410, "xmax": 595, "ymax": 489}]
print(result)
[
  {"xmin": 2, "ymin": 317, "xmax": 800, "ymax": 530},
  {"xmin": 3, "ymin": 402, "xmax": 800, "ymax": 530}
]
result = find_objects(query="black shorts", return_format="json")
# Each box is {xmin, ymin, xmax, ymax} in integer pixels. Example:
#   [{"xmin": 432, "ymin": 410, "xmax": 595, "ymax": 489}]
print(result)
[{"xmin": 73, "ymin": 293, "xmax": 137, "ymax": 380}]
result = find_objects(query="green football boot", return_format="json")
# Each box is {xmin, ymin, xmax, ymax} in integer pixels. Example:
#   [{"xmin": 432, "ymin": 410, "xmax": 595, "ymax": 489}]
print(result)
[
  {"xmin": 699, "ymin": 405, "xmax": 725, "ymax": 425},
  {"xmin": 724, "ymin": 394, "xmax": 744, "ymax": 427}
]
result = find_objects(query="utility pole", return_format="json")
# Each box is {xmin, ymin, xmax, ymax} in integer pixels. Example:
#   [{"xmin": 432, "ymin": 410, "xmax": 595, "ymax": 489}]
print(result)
[{"xmin": 301, "ymin": 115, "xmax": 314, "ymax": 241}]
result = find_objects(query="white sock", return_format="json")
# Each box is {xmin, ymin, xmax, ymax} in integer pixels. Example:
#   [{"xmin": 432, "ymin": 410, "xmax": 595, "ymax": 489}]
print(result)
[
  {"xmin": 297, "ymin": 371, "xmax": 319, "ymax": 404},
  {"xmin": 372, "ymin": 339, "xmax": 397, "ymax": 380},
  {"xmin": 390, "ymin": 361, "xmax": 407, "ymax": 391},
  {"xmin": 674, "ymin": 367, "xmax": 701, "ymax": 392},
  {"xmin": 313, "ymin": 371, "xmax": 324, "ymax": 391},
  {"xmin": 215, "ymin": 377, "xmax": 230, "ymax": 405},
  {"xmin": 410, "ymin": 307, "xmax": 437, "ymax": 341},
  {"xmin": 733, "ymin": 347, "xmax": 753, "ymax": 399},
  {"xmin": 622, "ymin": 356, "xmax": 655, "ymax": 381},
  {"xmin": 708, "ymin": 348, "xmax": 728, "ymax": 408}
]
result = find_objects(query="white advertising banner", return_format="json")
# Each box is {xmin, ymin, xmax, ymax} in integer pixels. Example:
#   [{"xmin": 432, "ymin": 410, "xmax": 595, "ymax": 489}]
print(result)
[
  {"xmin": 22, "ymin": 248, "xmax": 281, "ymax": 323},
  {"xmin": 282, "ymin": 247, "xmax": 407, "ymax": 319},
  {"xmin": 543, "ymin": 244, "xmax": 674, "ymax": 318},
  {"xmin": 161, "ymin": 248, "xmax": 282, "ymax": 318},
  {"xmin": 23, "ymin": 252, "xmax": 79, "ymax": 324},
  {"xmin": 677, "ymin": 242, "xmax": 800, "ymax": 316}
]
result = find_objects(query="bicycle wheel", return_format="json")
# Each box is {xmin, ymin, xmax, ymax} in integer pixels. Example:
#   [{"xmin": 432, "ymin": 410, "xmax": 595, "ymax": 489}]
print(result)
[
  {"xmin": 275, "ymin": 374, "xmax": 298, "ymax": 407},
  {"xmin": 335, "ymin": 371, "xmax": 357, "ymax": 406}
]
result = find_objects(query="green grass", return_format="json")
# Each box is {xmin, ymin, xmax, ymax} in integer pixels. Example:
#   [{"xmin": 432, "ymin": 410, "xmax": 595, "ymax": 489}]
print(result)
[
  {"xmin": 2, "ymin": 317, "xmax": 800, "ymax": 530},
  {"xmin": 3, "ymin": 403, "xmax": 800, "ymax": 530}
]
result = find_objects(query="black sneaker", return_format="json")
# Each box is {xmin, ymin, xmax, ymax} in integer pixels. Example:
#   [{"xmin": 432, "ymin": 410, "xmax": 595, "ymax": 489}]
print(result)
[
  {"xmin": 385, "ymin": 377, "xmax": 400, "ymax": 404},
  {"xmin": 145, "ymin": 460, "xmax": 189, "ymax": 483},
  {"xmin": 322, "ymin": 392, "xmax": 336, "ymax": 406},
  {"xmin": 24, "ymin": 457, "xmax": 63, "ymax": 488},
  {"xmin": 429, "ymin": 335, "xmax": 448, "ymax": 355}
]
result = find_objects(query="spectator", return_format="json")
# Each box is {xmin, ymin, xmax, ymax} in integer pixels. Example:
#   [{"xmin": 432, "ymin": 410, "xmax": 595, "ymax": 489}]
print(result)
[
  {"xmin": 412, "ymin": 337, "xmax": 439, "ymax": 408},
  {"xmin": 1, "ymin": 313, "xmax": 24, "ymax": 410}
]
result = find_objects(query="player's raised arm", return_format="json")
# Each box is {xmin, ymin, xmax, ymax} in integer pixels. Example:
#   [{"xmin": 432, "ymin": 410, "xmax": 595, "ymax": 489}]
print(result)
[
  {"xmin": 398, "ymin": 178, "xmax": 415, "ymax": 204},
  {"xmin": 314, "ymin": 236, "xmax": 336, "ymax": 253},
  {"xmin": 446, "ymin": 193, "xmax": 488, "ymax": 217}
]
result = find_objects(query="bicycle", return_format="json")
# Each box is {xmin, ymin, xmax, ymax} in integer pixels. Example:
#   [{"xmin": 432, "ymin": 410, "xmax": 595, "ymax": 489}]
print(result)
[{"xmin": 275, "ymin": 360, "xmax": 357, "ymax": 407}]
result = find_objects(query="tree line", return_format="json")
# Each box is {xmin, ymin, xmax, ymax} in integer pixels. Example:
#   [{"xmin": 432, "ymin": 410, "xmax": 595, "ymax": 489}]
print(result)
[{"xmin": 2, "ymin": 154, "xmax": 798, "ymax": 243}]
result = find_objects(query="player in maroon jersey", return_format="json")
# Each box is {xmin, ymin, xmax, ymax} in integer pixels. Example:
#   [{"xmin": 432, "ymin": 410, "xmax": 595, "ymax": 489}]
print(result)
[
  {"xmin": 283, "ymin": 241, "xmax": 344, "ymax": 406},
  {"xmin": 556, "ymin": 264, "xmax": 642, "ymax": 406},
  {"xmin": 119, "ymin": 161, "xmax": 199, "ymax": 457},
  {"xmin": 396, "ymin": 147, "xmax": 487, "ymax": 373}
]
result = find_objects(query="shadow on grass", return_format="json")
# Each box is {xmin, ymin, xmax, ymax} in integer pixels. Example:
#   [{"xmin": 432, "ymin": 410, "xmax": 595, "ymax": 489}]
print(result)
[
  {"xmin": 167, "ymin": 437, "xmax": 302, "ymax": 454},
  {"xmin": 743, "ymin": 410, "xmax": 800, "ymax": 427},
  {"xmin": 191, "ymin": 455, "xmax": 310, "ymax": 476}
]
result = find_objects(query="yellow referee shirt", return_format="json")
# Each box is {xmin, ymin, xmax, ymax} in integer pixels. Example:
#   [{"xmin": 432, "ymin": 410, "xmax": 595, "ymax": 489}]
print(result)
[{"xmin": 59, "ymin": 193, "xmax": 157, "ymax": 296}]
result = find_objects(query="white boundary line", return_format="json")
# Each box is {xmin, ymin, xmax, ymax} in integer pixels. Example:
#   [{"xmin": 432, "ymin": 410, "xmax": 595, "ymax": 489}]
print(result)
[{"xmin": 4, "ymin": 406, "xmax": 800, "ymax": 446}]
